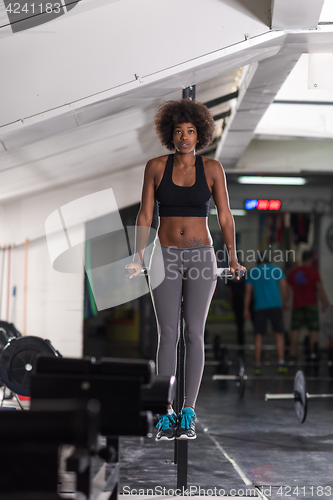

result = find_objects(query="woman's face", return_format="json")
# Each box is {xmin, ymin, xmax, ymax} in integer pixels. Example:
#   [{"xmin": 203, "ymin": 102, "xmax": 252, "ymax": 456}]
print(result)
[{"xmin": 172, "ymin": 122, "xmax": 198, "ymax": 154}]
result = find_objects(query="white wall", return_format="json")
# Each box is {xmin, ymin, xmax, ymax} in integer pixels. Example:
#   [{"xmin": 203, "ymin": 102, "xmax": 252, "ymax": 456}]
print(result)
[
  {"xmin": 0, "ymin": 163, "xmax": 145, "ymax": 356},
  {"xmin": 5, "ymin": 238, "xmax": 83, "ymax": 357}
]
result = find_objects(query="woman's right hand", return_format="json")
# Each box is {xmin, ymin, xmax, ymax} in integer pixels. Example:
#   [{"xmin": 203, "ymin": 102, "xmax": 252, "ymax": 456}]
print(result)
[{"xmin": 125, "ymin": 262, "xmax": 142, "ymax": 279}]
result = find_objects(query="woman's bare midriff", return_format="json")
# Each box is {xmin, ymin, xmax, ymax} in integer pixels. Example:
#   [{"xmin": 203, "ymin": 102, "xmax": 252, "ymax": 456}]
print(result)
[{"xmin": 158, "ymin": 216, "xmax": 213, "ymax": 248}]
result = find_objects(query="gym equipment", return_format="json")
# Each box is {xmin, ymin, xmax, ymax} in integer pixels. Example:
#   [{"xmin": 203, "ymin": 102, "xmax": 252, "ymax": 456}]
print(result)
[
  {"xmin": 212, "ymin": 357, "xmax": 247, "ymax": 398},
  {"xmin": 30, "ymin": 356, "xmax": 175, "ymax": 499},
  {"xmin": 265, "ymin": 370, "xmax": 333, "ymax": 423},
  {"xmin": 212, "ymin": 361, "xmax": 333, "ymax": 400},
  {"xmin": 0, "ymin": 321, "xmax": 21, "ymax": 357},
  {"xmin": 0, "ymin": 398, "xmax": 100, "ymax": 499},
  {"xmin": 0, "ymin": 335, "xmax": 61, "ymax": 397},
  {"xmin": 0, "ymin": 320, "xmax": 21, "ymax": 339}
]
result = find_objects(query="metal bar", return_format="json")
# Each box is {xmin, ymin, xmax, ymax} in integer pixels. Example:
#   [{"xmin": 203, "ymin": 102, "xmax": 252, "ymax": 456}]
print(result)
[
  {"xmin": 14, "ymin": 393, "xmax": 25, "ymax": 410},
  {"xmin": 182, "ymin": 86, "xmax": 196, "ymax": 101},
  {"xmin": 265, "ymin": 394, "xmax": 295, "ymax": 400},
  {"xmin": 205, "ymin": 343, "xmax": 281, "ymax": 351},
  {"xmin": 307, "ymin": 394, "xmax": 333, "ymax": 398},
  {"xmin": 266, "ymin": 393, "xmax": 333, "ymax": 401},
  {"xmin": 212, "ymin": 375, "xmax": 239, "ymax": 381},
  {"xmin": 213, "ymin": 109, "xmax": 232, "ymax": 121},
  {"xmin": 177, "ymin": 441, "xmax": 188, "ymax": 490},
  {"xmin": 247, "ymin": 376, "xmax": 333, "ymax": 381},
  {"xmin": 174, "ymin": 292, "xmax": 188, "ymax": 489},
  {"xmin": 216, "ymin": 268, "xmax": 231, "ymax": 277},
  {"xmin": 214, "ymin": 374, "xmax": 333, "ymax": 382},
  {"xmin": 204, "ymin": 91, "xmax": 239, "ymax": 108}
]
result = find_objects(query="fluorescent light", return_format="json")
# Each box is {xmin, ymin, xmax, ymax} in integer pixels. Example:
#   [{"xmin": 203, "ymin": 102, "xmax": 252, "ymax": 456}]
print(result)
[
  {"xmin": 231, "ymin": 209, "xmax": 246, "ymax": 216},
  {"xmin": 210, "ymin": 208, "xmax": 246, "ymax": 216},
  {"xmin": 238, "ymin": 176, "xmax": 306, "ymax": 185}
]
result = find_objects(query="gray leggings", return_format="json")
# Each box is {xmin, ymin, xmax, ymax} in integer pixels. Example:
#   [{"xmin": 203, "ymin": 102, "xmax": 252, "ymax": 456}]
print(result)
[{"xmin": 149, "ymin": 245, "xmax": 217, "ymax": 408}]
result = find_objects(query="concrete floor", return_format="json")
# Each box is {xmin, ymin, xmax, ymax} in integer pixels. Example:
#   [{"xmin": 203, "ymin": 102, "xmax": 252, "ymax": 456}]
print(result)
[
  {"xmin": 1, "ymin": 326, "xmax": 332, "ymax": 500},
  {"xmin": 118, "ymin": 350, "xmax": 333, "ymax": 500}
]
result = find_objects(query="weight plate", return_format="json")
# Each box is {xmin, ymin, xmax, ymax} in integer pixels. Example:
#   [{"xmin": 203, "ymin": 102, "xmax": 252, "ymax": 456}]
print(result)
[
  {"xmin": 294, "ymin": 370, "xmax": 307, "ymax": 423},
  {"xmin": 0, "ymin": 336, "xmax": 61, "ymax": 396},
  {"xmin": 236, "ymin": 357, "xmax": 246, "ymax": 399}
]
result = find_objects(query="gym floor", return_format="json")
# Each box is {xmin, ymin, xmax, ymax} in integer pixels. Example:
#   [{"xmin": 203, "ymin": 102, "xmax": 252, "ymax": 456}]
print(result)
[
  {"xmin": 118, "ymin": 334, "xmax": 333, "ymax": 500},
  {"xmin": 2, "ymin": 328, "xmax": 333, "ymax": 500}
]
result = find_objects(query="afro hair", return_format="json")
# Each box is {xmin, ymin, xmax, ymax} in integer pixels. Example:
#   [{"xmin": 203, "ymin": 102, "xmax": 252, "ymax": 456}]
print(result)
[{"xmin": 153, "ymin": 99, "xmax": 215, "ymax": 152}]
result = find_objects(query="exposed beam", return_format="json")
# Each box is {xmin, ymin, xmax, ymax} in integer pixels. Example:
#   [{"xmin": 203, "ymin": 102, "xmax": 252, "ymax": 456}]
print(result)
[
  {"xmin": 204, "ymin": 91, "xmax": 239, "ymax": 108},
  {"xmin": 215, "ymin": 47, "xmax": 302, "ymax": 168}
]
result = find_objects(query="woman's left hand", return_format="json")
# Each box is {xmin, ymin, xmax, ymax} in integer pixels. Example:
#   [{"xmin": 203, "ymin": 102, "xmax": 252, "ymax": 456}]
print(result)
[{"xmin": 229, "ymin": 261, "xmax": 246, "ymax": 280}]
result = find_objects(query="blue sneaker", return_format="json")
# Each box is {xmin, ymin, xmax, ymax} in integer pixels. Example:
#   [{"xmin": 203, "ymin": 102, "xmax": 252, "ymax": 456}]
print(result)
[
  {"xmin": 176, "ymin": 407, "xmax": 196, "ymax": 440},
  {"xmin": 155, "ymin": 411, "xmax": 177, "ymax": 441}
]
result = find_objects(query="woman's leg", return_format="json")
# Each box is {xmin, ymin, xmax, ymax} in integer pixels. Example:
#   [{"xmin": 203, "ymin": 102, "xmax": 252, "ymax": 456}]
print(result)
[
  {"xmin": 149, "ymin": 247, "xmax": 183, "ymax": 377},
  {"xmin": 182, "ymin": 248, "xmax": 217, "ymax": 408}
]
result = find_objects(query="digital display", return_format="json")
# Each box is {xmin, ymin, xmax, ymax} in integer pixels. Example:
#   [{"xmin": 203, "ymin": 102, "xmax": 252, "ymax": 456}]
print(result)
[{"xmin": 245, "ymin": 199, "xmax": 281, "ymax": 211}]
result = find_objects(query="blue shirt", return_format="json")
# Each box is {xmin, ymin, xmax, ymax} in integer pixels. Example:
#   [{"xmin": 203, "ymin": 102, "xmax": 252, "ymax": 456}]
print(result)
[{"xmin": 246, "ymin": 264, "xmax": 286, "ymax": 311}]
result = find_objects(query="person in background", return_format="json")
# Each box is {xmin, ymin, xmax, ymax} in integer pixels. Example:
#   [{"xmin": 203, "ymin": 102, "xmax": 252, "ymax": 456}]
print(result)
[
  {"xmin": 287, "ymin": 250, "xmax": 330, "ymax": 364},
  {"xmin": 243, "ymin": 256, "xmax": 289, "ymax": 375}
]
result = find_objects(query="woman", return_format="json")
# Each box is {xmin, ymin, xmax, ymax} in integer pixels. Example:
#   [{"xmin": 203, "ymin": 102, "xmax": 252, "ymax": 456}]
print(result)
[{"xmin": 126, "ymin": 99, "xmax": 244, "ymax": 441}]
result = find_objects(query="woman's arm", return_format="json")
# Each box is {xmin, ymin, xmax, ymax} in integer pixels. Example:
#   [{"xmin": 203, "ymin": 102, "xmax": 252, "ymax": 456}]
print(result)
[
  {"xmin": 210, "ymin": 159, "xmax": 244, "ymax": 277},
  {"xmin": 126, "ymin": 159, "xmax": 156, "ymax": 277}
]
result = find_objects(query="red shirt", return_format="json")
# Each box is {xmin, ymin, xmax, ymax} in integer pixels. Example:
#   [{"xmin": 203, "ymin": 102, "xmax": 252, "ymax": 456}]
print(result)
[{"xmin": 287, "ymin": 265, "xmax": 321, "ymax": 308}]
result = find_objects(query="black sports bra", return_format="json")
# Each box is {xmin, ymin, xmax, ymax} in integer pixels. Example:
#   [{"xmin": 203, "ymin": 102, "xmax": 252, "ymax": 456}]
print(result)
[{"xmin": 155, "ymin": 154, "xmax": 212, "ymax": 217}]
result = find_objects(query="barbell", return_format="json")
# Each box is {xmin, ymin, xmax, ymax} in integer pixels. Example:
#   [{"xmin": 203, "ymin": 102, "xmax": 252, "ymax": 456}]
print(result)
[
  {"xmin": 212, "ymin": 360, "xmax": 333, "ymax": 404},
  {"xmin": 265, "ymin": 370, "xmax": 333, "ymax": 423},
  {"xmin": 212, "ymin": 357, "xmax": 247, "ymax": 399}
]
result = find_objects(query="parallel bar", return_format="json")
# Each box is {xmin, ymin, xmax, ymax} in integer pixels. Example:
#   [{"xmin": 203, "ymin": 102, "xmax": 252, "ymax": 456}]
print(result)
[{"xmin": 175, "ymin": 293, "xmax": 188, "ymax": 489}]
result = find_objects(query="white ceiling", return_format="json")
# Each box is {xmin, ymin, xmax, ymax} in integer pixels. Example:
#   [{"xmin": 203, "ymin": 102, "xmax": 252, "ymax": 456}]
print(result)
[
  {"xmin": 0, "ymin": 0, "xmax": 332, "ymax": 212},
  {"xmin": 255, "ymin": 54, "xmax": 333, "ymax": 139}
]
